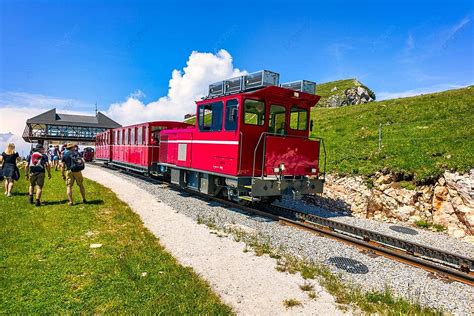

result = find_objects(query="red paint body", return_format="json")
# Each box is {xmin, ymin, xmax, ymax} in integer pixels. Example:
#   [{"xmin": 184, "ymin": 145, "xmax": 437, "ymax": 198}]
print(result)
[
  {"xmin": 95, "ymin": 85, "xmax": 323, "ymax": 197},
  {"xmin": 95, "ymin": 121, "xmax": 191, "ymax": 169},
  {"xmin": 160, "ymin": 86, "xmax": 321, "ymax": 178}
]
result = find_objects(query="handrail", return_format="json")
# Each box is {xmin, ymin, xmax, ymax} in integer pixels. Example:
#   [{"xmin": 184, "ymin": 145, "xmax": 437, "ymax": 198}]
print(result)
[
  {"xmin": 310, "ymin": 136, "xmax": 327, "ymax": 181},
  {"xmin": 238, "ymin": 131, "xmax": 243, "ymax": 174}
]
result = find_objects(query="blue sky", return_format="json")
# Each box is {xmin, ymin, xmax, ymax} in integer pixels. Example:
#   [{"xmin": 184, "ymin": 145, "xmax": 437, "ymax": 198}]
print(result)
[{"xmin": 0, "ymin": 0, "xmax": 473, "ymax": 152}]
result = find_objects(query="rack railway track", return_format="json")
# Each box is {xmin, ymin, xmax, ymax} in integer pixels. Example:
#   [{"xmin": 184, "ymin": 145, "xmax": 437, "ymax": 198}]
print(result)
[{"xmin": 89, "ymin": 161, "xmax": 474, "ymax": 286}]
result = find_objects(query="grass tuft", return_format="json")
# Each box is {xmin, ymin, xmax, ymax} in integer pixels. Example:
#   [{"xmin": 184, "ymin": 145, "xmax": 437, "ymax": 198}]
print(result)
[
  {"xmin": 415, "ymin": 220, "xmax": 446, "ymax": 232},
  {"xmin": 283, "ymin": 298, "xmax": 302, "ymax": 309}
]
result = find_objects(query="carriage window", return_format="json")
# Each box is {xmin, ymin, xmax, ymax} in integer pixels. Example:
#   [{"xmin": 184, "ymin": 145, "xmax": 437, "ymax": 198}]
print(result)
[
  {"xmin": 198, "ymin": 101, "xmax": 223, "ymax": 131},
  {"xmin": 131, "ymin": 128, "xmax": 135, "ymax": 145},
  {"xmin": 225, "ymin": 99, "xmax": 238, "ymax": 131},
  {"xmin": 137, "ymin": 127, "xmax": 143, "ymax": 145},
  {"xmin": 151, "ymin": 126, "xmax": 166, "ymax": 144},
  {"xmin": 244, "ymin": 99, "xmax": 265, "ymax": 126},
  {"xmin": 269, "ymin": 105, "xmax": 286, "ymax": 135},
  {"xmin": 290, "ymin": 106, "xmax": 308, "ymax": 130},
  {"xmin": 119, "ymin": 130, "xmax": 123, "ymax": 145}
]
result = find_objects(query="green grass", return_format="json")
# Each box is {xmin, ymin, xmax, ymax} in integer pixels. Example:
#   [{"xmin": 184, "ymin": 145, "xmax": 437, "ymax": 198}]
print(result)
[
  {"xmin": 0, "ymin": 170, "xmax": 232, "ymax": 314},
  {"xmin": 415, "ymin": 220, "xmax": 447, "ymax": 232},
  {"xmin": 310, "ymin": 86, "xmax": 474, "ymax": 182}
]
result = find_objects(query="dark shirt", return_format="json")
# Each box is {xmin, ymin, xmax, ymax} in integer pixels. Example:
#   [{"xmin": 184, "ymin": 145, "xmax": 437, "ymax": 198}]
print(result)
[{"xmin": 2, "ymin": 152, "xmax": 19, "ymax": 165}]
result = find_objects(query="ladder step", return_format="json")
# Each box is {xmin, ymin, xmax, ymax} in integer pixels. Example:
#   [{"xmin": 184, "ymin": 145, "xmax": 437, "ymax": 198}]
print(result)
[{"xmin": 243, "ymin": 185, "xmax": 252, "ymax": 189}]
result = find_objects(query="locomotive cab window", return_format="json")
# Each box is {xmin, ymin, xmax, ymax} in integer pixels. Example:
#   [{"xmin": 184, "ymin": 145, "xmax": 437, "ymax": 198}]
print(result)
[
  {"xmin": 198, "ymin": 101, "xmax": 223, "ymax": 131},
  {"xmin": 290, "ymin": 106, "xmax": 308, "ymax": 131},
  {"xmin": 269, "ymin": 104, "xmax": 286, "ymax": 135},
  {"xmin": 244, "ymin": 99, "xmax": 265, "ymax": 126},
  {"xmin": 225, "ymin": 99, "xmax": 238, "ymax": 131}
]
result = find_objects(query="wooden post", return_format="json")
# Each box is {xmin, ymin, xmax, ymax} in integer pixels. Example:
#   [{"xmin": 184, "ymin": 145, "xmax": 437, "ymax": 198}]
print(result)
[{"xmin": 378, "ymin": 123, "xmax": 382, "ymax": 152}]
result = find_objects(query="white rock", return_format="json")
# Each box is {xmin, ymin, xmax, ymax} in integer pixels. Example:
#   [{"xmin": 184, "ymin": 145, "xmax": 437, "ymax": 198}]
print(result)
[{"xmin": 89, "ymin": 243, "xmax": 102, "ymax": 249}]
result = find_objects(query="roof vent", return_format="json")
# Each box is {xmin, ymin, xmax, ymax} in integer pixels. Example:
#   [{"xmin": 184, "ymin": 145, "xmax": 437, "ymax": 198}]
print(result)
[
  {"xmin": 208, "ymin": 70, "xmax": 280, "ymax": 97},
  {"xmin": 280, "ymin": 80, "xmax": 317, "ymax": 94}
]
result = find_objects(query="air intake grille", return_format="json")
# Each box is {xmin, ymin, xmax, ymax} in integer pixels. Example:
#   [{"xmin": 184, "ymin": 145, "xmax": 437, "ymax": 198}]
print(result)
[
  {"xmin": 281, "ymin": 80, "xmax": 316, "ymax": 94},
  {"xmin": 244, "ymin": 70, "xmax": 280, "ymax": 90}
]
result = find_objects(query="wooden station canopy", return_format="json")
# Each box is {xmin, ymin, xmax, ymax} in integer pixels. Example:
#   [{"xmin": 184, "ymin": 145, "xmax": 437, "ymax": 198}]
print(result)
[{"xmin": 23, "ymin": 108, "xmax": 121, "ymax": 145}]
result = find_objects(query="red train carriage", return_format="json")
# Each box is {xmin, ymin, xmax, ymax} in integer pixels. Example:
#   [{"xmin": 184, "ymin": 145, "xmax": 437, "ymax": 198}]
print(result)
[
  {"xmin": 159, "ymin": 70, "xmax": 325, "ymax": 203},
  {"xmin": 97, "ymin": 121, "xmax": 191, "ymax": 173},
  {"xmin": 95, "ymin": 129, "xmax": 112, "ymax": 161}
]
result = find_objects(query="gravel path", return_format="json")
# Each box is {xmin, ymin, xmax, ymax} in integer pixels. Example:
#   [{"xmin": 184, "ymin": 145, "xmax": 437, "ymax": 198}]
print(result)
[
  {"xmin": 83, "ymin": 166, "xmax": 346, "ymax": 315},
  {"xmin": 86, "ymin": 166, "xmax": 474, "ymax": 315}
]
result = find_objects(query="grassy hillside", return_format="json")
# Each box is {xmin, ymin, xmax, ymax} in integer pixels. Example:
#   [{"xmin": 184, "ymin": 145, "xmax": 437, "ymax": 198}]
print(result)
[{"xmin": 310, "ymin": 86, "xmax": 474, "ymax": 182}]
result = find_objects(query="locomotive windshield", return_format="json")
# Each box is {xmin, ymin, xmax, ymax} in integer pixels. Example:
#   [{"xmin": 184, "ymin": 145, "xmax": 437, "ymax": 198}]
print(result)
[
  {"xmin": 290, "ymin": 106, "xmax": 308, "ymax": 131},
  {"xmin": 244, "ymin": 99, "xmax": 265, "ymax": 126},
  {"xmin": 269, "ymin": 104, "xmax": 286, "ymax": 135}
]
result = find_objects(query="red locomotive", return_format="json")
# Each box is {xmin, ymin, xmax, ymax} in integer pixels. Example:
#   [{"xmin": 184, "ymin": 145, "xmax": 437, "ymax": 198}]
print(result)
[{"xmin": 95, "ymin": 70, "xmax": 325, "ymax": 203}]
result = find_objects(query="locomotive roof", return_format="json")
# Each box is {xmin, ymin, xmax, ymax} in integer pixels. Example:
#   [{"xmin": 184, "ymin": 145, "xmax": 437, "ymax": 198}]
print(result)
[{"xmin": 197, "ymin": 85, "xmax": 321, "ymax": 109}]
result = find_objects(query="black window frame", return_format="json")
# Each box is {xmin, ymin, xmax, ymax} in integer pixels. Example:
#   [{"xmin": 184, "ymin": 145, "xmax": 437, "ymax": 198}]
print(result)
[
  {"xmin": 269, "ymin": 104, "xmax": 286, "ymax": 134},
  {"xmin": 290, "ymin": 106, "xmax": 308, "ymax": 131},
  {"xmin": 224, "ymin": 99, "xmax": 239, "ymax": 131},
  {"xmin": 198, "ymin": 101, "xmax": 224, "ymax": 132},
  {"xmin": 243, "ymin": 98, "xmax": 266, "ymax": 126}
]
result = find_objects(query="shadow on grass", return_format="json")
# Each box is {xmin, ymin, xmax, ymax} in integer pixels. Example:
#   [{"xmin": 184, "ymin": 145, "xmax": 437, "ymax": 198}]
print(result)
[
  {"xmin": 13, "ymin": 192, "xmax": 30, "ymax": 196},
  {"xmin": 43, "ymin": 199, "xmax": 69, "ymax": 205},
  {"xmin": 85, "ymin": 199, "xmax": 104, "ymax": 205}
]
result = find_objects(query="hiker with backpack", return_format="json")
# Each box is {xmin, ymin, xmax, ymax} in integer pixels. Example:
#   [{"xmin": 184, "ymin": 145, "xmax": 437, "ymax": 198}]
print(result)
[
  {"xmin": 61, "ymin": 142, "xmax": 86, "ymax": 206},
  {"xmin": 26, "ymin": 144, "xmax": 51, "ymax": 206}
]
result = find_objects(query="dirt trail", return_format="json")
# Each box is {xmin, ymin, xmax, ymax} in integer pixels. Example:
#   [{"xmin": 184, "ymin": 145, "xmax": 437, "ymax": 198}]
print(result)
[{"xmin": 83, "ymin": 166, "xmax": 347, "ymax": 315}]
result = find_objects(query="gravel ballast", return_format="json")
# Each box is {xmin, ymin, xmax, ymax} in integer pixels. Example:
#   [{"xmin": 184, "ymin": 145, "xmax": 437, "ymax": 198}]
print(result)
[{"xmin": 87, "ymin": 166, "xmax": 474, "ymax": 314}]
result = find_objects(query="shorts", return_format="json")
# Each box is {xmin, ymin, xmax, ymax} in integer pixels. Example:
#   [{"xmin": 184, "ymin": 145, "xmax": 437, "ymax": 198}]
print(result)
[
  {"xmin": 30, "ymin": 172, "xmax": 45, "ymax": 188},
  {"xmin": 66, "ymin": 170, "xmax": 83, "ymax": 186}
]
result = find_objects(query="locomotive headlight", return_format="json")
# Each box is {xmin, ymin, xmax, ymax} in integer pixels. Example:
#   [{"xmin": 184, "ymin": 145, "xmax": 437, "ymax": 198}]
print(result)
[{"xmin": 311, "ymin": 168, "xmax": 317, "ymax": 173}]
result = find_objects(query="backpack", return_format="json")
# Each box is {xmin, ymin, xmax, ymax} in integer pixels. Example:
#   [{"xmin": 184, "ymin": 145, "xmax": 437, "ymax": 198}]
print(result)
[
  {"xmin": 69, "ymin": 151, "xmax": 85, "ymax": 172},
  {"xmin": 29, "ymin": 152, "xmax": 45, "ymax": 173}
]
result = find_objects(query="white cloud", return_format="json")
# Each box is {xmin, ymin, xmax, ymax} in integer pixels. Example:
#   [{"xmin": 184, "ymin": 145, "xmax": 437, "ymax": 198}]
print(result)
[
  {"xmin": 377, "ymin": 83, "xmax": 469, "ymax": 100},
  {"xmin": 0, "ymin": 92, "xmax": 93, "ymax": 156},
  {"xmin": 106, "ymin": 49, "xmax": 246, "ymax": 125}
]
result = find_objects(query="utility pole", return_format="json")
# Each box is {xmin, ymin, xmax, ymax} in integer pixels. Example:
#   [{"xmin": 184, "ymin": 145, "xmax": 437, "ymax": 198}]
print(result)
[{"xmin": 95, "ymin": 102, "xmax": 98, "ymax": 115}]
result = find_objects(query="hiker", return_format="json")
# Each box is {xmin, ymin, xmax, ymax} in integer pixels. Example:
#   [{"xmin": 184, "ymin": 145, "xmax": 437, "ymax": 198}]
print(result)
[
  {"xmin": 26, "ymin": 144, "xmax": 51, "ymax": 206},
  {"xmin": 0, "ymin": 143, "xmax": 20, "ymax": 197},
  {"xmin": 61, "ymin": 142, "xmax": 86, "ymax": 205},
  {"xmin": 52, "ymin": 145, "xmax": 60, "ymax": 171}
]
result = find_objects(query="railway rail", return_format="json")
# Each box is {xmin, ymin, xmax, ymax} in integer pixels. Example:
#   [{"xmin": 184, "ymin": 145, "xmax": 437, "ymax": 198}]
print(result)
[{"xmin": 90, "ymin": 161, "xmax": 474, "ymax": 286}]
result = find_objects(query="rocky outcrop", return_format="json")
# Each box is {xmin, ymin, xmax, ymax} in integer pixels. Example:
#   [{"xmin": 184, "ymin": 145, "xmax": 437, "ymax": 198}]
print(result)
[
  {"xmin": 308, "ymin": 170, "xmax": 474, "ymax": 242},
  {"xmin": 321, "ymin": 83, "xmax": 375, "ymax": 108}
]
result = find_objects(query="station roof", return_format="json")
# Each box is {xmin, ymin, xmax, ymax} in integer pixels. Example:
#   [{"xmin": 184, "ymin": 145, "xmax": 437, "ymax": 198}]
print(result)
[{"xmin": 26, "ymin": 108, "xmax": 121, "ymax": 128}]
